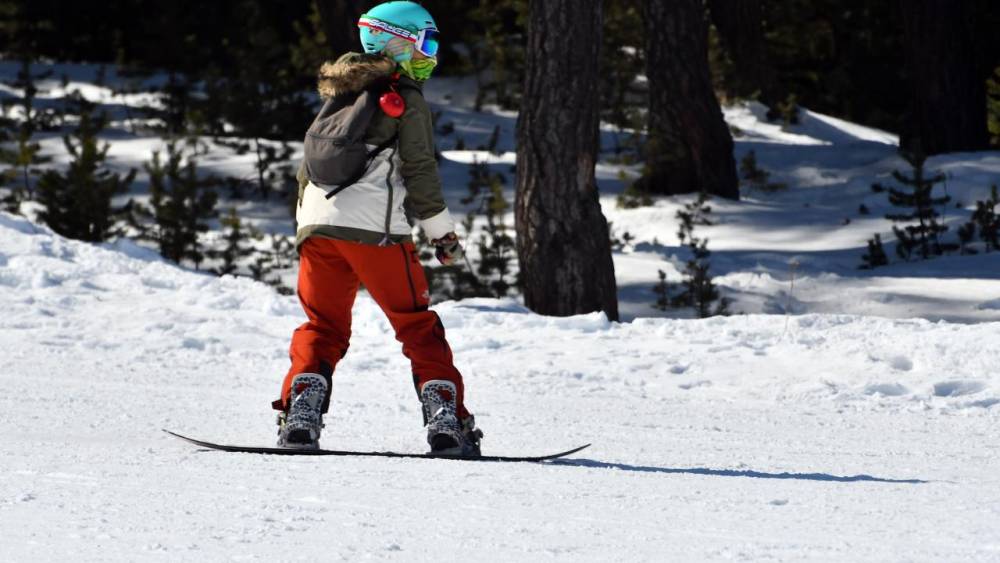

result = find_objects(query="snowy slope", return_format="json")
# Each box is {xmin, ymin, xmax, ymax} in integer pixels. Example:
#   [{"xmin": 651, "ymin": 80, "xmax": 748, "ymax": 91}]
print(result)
[
  {"xmin": 606, "ymin": 103, "xmax": 1000, "ymax": 322},
  {"xmin": 2, "ymin": 211, "xmax": 1000, "ymax": 561}
]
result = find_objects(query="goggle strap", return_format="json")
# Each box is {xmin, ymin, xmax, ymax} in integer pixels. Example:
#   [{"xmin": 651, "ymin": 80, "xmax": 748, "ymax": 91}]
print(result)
[{"xmin": 358, "ymin": 17, "xmax": 418, "ymax": 42}]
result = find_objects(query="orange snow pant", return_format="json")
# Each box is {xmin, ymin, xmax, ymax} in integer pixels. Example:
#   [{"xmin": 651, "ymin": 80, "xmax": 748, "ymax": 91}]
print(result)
[{"xmin": 277, "ymin": 237, "xmax": 469, "ymax": 419}]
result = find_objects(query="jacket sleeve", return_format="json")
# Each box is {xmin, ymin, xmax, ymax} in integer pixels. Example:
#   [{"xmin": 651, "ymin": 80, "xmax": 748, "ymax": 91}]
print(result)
[{"xmin": 397, "ymin": 86, "xmax": 454, "ymax": 240}]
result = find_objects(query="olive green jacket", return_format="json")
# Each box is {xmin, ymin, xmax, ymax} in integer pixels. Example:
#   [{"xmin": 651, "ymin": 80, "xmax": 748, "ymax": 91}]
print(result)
[{"xmin": 295, "ymin": 52, "xmax": 454, "ymax": 247}]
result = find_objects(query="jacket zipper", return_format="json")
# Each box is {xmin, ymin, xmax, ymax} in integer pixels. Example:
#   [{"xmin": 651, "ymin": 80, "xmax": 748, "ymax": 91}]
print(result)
[{"xmin": 380, "ymin": 144, "xmax": 398, "ymax": 246}]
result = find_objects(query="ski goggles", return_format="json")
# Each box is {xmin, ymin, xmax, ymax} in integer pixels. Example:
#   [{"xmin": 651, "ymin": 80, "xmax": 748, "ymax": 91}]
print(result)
[{"xmin": 358, "ymin": 17, "xmax": 440, "ymax": 57}]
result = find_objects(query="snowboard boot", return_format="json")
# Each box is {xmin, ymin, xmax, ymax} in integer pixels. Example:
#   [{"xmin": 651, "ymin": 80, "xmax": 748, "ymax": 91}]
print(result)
[
  {"xmin": 276, "ymin": 373, "xmax": 328, "ymax": 449},
  {"xmin": 419, "ymin": 380, "xmax": 483, "ymax": 457}
]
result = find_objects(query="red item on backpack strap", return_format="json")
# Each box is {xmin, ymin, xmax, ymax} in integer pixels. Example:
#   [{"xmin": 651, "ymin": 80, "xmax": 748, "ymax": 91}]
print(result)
[
  {"xmin": 380, "ymin": 74, "xmax": 406, "ymax": 118},
  {"xmin": 380, "ymin": 90, "xmax": 405, "ymax": 118}
]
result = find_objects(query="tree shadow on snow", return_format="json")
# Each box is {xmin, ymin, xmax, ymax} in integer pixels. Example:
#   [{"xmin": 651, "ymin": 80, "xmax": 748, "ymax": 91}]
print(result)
[{"xmin": 553, "ymin": 458, "xmax": 929, "ymax": 484}]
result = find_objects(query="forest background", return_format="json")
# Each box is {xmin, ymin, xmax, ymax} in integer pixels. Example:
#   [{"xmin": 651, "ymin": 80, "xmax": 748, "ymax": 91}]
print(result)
[{"xmin": 2, "ymin": 0, "xmax": 999, "ymax": 321}]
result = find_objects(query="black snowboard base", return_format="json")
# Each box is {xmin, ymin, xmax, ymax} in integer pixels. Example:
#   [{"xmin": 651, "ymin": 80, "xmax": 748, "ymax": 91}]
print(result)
[{"xmin": 164, "ymin": 430, "xmax": 590, "ymax": 463}]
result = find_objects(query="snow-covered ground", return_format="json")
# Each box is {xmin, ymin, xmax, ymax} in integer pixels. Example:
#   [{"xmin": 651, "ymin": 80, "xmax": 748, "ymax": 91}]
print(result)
[{"xmin": 2, "ymin": 212, "xmax": 1000, "ymax": 561}]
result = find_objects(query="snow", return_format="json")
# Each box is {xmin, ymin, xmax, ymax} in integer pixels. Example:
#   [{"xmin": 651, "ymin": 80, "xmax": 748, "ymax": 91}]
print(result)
[{"xmin": 2, "ymin": 212, "xmax": 1000, "ymax": 561}]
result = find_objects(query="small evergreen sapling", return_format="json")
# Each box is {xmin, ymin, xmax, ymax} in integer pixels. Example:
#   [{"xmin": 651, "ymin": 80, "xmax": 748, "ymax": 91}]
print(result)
[
  {"xmin": 35, "ymin": 99, "xmax": 136, "ymax": 242},
  {"xmin": 652, "ymin": 270, "xmax": 669, "ymax": 311},
  {"xmin": 883, "ymin": 152, "xmax": 954, "ymax": 260},
  {"xmin": 859, "ymin": 234, "xmax": 889, "ymax": 269},
  {"xmin": 474, "ymin": 171, "xmax": 517, "ymax": 297},
  {"xmin": 5, "ymin": 61, "xmax": 55, "ymax": 200},
  {"xmin": 136, "ymin": 142, "xmax": 218, "ymax": 267},
  {"xmin": 971, "ymin": 185, "xmax": 1000, "ymax": 252},
  {"xmin": 672, "ymin": 191, "xmax": 729, "ymax": 318}
]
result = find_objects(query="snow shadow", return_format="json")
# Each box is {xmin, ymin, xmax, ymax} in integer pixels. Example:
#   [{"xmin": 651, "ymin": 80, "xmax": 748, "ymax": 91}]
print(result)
[{"xmin": 553, "ymin": 458, "xmax": 928, "ymax": 484}]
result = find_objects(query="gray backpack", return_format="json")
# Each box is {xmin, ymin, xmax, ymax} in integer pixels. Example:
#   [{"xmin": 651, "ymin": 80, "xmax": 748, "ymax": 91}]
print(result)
[{"xmin": 303, "ymin": 86, "xmax": 398, "ymax": 199}]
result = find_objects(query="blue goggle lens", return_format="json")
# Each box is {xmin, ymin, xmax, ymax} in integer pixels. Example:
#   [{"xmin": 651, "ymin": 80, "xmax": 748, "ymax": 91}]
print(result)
[{"xmin": 419, "ymin": 29, "xmax": 439, "ymax": 57}]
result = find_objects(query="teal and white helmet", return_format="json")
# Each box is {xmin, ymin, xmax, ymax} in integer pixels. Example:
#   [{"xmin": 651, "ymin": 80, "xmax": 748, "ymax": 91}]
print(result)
[{"xmin": 358, "ymin": 1, "xmax": 439, "ymax": 63}]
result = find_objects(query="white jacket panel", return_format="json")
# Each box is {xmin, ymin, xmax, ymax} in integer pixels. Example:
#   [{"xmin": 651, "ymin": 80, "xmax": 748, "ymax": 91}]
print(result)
[{"xmin": 296, "ymin": 146, "xmax": 413, "ymax": 238}]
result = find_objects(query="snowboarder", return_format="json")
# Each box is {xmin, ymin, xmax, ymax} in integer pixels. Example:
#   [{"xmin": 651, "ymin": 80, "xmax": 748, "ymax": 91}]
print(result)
[{"xmin": 274, "ymin": 1, "xmax": 482, "ymax": 456}]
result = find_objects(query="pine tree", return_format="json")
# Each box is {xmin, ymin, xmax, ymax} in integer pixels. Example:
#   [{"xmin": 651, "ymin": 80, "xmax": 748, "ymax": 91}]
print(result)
[
  {"xmin": 971, "ymin": 185, "xmax": 1000, "ymax": 252},
  {"xmin": 673, "ymin": 191, "xmax": 729, "ymax": 317},
  {"xmin": 138, "ymin": 142, "xmax": 218, "ymax": 267},
  {"xmin": 515, "ymin": 0, "xmax": 619, "ymax": 321},
  {"xmin": 474, "ymin": 170, "xmax": 517, "ymax": 298},
  {"xmin": 152, "ymin": 72, "xmax": 195, "ymax": 137},
  {"xmin": 35, "ymin": 99, "xmax": 136, "ymax": 242},
  {"xmin": 883, "ymin": 152, "xmax": 954, "ymax": 260},
  {"xmin": 11, "ymin": 59, "xmax": 56, "ymax": 134},
  {"xmin": 640, "ymin": 0, "xmax": 739, "ymax": 200},
  {"xmin": 859, "ymin": 234, "xmax": 889, "ymax": 269},
  {"xmin": 5, "ymin": 60, "xmax": 54, "ymax": 199}
]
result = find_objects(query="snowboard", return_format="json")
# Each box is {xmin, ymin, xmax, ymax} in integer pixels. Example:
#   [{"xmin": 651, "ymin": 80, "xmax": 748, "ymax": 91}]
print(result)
[{"xmin": 164, "ymin": 430, "xmax": 590, "ymax": 463}]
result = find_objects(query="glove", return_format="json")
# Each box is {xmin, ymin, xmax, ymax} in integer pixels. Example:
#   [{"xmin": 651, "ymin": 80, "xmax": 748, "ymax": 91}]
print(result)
[{"xmin": 431, "ymin": 232, "xmax": 464, "ymax": 266}]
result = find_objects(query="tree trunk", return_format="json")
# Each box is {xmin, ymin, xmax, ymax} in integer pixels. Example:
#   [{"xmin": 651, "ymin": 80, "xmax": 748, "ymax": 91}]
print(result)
[
  {"xmin": 707, "ymin": 0, "xmax": 770, "ymax": 103},
  {"xmin": 640, "ymin": 0, "xmax": 739, "ymax": 200},
  {"xmin": 900, "ymin": 0, "xmax": 989, "ymax": 155},
  {"xmin": 514, "ymin": 0, "xmax": 619, "ymax": 321},
  {"xmin": 316, "ymin": 0, "xmax": 372, "ymax": 58}
]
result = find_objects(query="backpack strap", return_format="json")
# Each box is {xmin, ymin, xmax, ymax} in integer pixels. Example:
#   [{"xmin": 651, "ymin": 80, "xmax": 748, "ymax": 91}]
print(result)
[{"xmin": 323, "ymin": 132, "xmax": 398, "ymax": 200}]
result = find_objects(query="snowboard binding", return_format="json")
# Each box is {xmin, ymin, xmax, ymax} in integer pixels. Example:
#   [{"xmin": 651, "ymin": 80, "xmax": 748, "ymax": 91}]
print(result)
[
  {"xmin": 276, "ymin": 373, "xmax": 328, "ymax": 449},
  {"xmin": 420, "ymin": 380, "xmax": 483, "ymax": 457}
]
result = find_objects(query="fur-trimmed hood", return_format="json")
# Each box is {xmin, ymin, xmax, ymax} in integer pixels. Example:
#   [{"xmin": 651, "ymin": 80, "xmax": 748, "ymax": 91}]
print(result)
[{"xmin": 317, "ymin": 52, "xmax": 396, "ymax": 99}]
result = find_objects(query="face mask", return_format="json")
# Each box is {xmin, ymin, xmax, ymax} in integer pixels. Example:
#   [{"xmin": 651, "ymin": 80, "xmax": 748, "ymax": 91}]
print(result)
[{"xmin": 400, "ymin": 57, "xmax": 437, "ymax": 82}]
